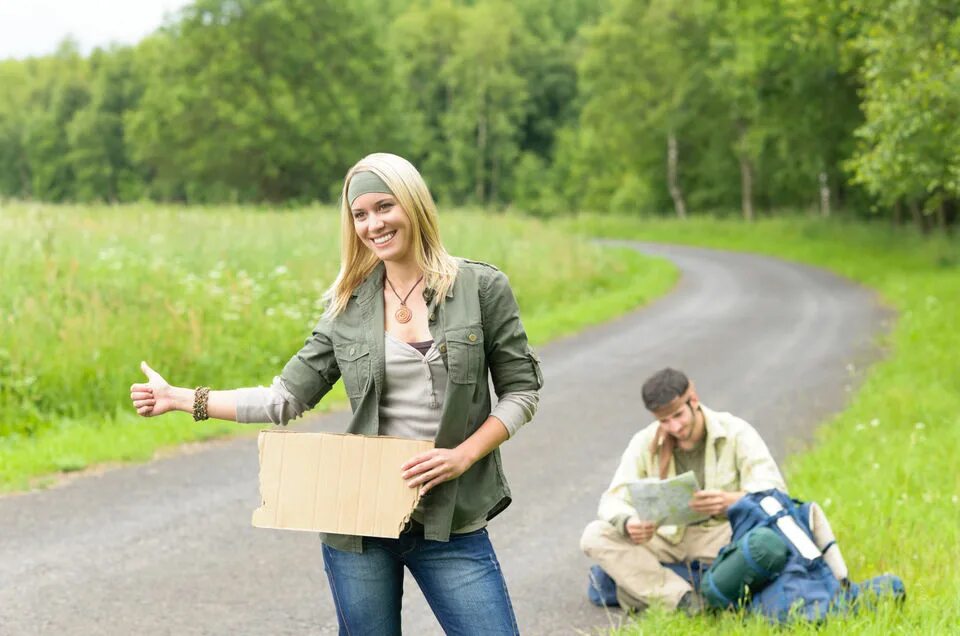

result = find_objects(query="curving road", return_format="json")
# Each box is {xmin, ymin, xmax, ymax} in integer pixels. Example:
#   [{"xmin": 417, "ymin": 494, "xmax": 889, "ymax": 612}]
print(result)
[{"xmin": 0, "ymin": 243, "xmax": 889, "ymax": 635}]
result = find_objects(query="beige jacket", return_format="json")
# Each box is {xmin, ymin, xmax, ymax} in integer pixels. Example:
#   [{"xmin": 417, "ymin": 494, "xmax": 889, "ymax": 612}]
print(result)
[{"xmin": 597, "ymin": 405, "xmax": 786, "ymax": 544}]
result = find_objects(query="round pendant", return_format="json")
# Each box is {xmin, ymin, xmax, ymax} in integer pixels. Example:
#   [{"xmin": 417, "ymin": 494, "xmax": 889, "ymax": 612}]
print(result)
[{"xmin": 395, "ymin": 306, "xmax": 413, "ymax": 324}]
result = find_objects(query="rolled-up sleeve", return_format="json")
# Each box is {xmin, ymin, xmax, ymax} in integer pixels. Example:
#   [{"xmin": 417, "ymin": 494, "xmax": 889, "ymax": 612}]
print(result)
[
  {"xmin": 490, "ymin": 389, "xmax": 539, "ymax": 438},
  {"xmin": 235, "ymin": 376, "xmax": 312, "ymax": 425},
  {"xmin": 275, "ymin": 317, "xmax": 341, "ymax": 409},
  {"xmin": 597, "ymin": 431, "xmax": 649, "ymax": 523},
  {"xmin": 480, "ymin": 269, "xmax": 543, "ymax": 398}
]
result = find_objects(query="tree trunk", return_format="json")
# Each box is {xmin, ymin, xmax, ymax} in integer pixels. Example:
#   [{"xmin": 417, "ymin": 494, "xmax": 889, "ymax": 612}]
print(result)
[
  {"xmin": 666, "ymin": 131, "xmax": 687, "ymax": 219},
  {"xmin": 739, "ymin": 154, "xmax": 754, "ymax": 222},
  {"xmin": 937, "ymin": 201, "xmax": 947, "ymax": 232},
  {"xmin": 910, "ymin": 201, "xmax": 924, "ymax": 233},
  {"xmin": 475, "ymin": 111, "xmax": 486, "ymax": 203},
  {"xmin": 818, "ymin": 172, "xmax": 830, "ymax": 218},
  {"xmin": 490, "ymin": 151, "xmax": 499, "ymax": 205},
  {"xmin": 893, "ymin": 200, "xmax": 902, "ymax": 226}
]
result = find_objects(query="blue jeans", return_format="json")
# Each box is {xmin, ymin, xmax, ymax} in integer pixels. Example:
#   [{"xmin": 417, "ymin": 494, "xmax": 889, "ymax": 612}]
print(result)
[{"xmin": 322, "ymin": 525, "xmax": 519, "ymax": 635}]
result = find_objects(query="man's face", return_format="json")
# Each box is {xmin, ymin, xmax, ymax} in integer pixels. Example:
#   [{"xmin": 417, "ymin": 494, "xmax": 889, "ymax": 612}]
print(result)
[{"xmin": 656, "ymin": 400, "xmax": 697, "ymax": 442}]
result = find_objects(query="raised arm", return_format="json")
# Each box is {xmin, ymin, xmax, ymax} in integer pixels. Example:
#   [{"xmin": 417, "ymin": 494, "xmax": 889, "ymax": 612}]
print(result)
[
  {"xmin": 131, "ymin": 318, "xmax": 340, "ymax": 423},
  {"xmin": 130, "ymin": 361, "xmax": 240, "ymax": 421}
]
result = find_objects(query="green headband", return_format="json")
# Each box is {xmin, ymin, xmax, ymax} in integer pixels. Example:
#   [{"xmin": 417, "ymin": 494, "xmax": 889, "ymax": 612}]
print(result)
[{"xmin": 347, "ymin": 171, "xmax": 393, "ymax": 205}]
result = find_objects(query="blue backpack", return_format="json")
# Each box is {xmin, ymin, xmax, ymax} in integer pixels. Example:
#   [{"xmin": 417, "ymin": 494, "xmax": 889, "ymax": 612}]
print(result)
[{"xmin": 716, "ymin": 489, "xmax": 905, "ymax": 623}]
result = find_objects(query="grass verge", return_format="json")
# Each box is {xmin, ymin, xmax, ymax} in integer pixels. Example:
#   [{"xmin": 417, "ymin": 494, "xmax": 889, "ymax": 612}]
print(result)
[
  {"xmin": 567, "ymin": 215, "xmax": 959, "ymax": 634},
  {"xmin": 0, "ymin": 203, "xmax": 677, "ymax": 491}
]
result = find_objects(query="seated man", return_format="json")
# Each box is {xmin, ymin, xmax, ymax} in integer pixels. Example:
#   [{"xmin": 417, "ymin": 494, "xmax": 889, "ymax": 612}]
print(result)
[{"xmin": 580, "ymin": 368, "xmax": 786, "ymax": 614}]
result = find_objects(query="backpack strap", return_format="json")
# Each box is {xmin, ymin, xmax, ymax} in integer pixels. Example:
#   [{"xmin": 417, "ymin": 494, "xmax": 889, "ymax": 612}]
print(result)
[{"xmin": 758, "ymin": 496, "xmax": 822, "ymax": 559}]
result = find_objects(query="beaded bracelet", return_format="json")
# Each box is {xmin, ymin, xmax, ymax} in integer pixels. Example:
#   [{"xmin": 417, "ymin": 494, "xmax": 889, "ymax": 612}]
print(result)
[{"xmin": 193, "ymin": 386, "xmax": 211, "ymax": 421}]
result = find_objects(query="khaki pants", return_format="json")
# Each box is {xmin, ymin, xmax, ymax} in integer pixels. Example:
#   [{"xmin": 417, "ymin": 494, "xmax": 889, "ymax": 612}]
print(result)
[{"xmin": 580, "ymin": 520, "xmax": 732, "ymax": 610}]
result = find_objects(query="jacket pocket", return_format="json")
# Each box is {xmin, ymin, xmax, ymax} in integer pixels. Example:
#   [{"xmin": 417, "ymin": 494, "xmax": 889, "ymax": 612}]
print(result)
[
  {"xmin": 445, "ymin": 325, "xmax": 484, "ymax": 384},
  {"xmin": 335, "ymin": 342, "xmax": 371, "ymax": 399}
]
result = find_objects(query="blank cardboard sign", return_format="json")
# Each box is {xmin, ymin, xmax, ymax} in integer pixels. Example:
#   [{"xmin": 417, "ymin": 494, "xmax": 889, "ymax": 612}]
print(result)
[{"xmin": 252, "ymin": 430, "xmax": 434, "ymax": 538}]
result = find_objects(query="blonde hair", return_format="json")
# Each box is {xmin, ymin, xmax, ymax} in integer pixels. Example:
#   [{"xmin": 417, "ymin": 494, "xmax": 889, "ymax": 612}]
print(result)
[{"xmin": 323, "ymin": 153, "xmax": 459, "ymax": 317}]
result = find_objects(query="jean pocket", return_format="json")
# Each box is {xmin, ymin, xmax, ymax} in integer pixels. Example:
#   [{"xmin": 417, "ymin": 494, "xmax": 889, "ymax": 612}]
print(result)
[
  {"xmin": 445, "ymin": 326, "xmax": 484, "ymax": 384},
  {"xmin": 335, "ymin": 342, "xmax": 371, "ymax": 398}
]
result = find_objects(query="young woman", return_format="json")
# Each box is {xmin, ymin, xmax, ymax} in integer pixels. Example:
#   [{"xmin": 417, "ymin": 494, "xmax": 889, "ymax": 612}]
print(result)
[{"xmin": 130, "ymin": 152, "xmax": 543, "ymax": 635}]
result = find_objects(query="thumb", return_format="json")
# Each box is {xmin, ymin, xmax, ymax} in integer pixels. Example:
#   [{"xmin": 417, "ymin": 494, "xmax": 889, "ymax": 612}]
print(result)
[{"xmin": 141, "ymin": 360, "xmax": 159, "ymax": 381}]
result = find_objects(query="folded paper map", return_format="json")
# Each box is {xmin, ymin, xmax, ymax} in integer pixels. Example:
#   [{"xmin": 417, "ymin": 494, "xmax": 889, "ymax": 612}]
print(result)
[{"xmin": 626, "ymin": 471, "xmax": 710, "ymax": 526}]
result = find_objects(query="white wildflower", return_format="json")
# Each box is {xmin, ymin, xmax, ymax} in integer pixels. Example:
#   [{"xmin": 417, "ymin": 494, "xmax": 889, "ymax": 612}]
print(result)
[
  {"xmin": 870, "ymin": 418, "xmax": 880, "ymax": 427},
  {"xmin": 914, "ymin": 422, "xmax": 925, "ymax": 430}
]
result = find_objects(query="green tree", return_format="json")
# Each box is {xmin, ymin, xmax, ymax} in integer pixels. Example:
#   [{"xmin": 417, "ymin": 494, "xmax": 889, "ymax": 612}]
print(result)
[
  {"xmin": 67, "ymin": 46, "xmax": 147, "ymax": 202},
  {"xmin": 845, "ymin": 0, "xmax": 960, "ymax": 231},
  {"xmin": 562, "ymin": 0, "xmax": 726, "ymax": 216},
  {"xmin": 20, "ymin": 41, "xmax": 91, "ymax": 201},
  {"xmin": 126, "ymin": 0, "xmax": 410, "ymax": 202}
]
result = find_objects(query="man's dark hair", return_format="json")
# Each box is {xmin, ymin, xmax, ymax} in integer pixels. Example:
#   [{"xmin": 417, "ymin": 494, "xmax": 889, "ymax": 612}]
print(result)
[{"xmin": 641, "ymin": 368, "xmax": 691, "ymax": 411}]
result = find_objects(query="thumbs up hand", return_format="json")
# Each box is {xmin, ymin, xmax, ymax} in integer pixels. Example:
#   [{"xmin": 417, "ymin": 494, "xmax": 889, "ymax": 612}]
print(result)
[{"xmin": 130, "ymin": 361, "xmax": 177, "ymax": 417}]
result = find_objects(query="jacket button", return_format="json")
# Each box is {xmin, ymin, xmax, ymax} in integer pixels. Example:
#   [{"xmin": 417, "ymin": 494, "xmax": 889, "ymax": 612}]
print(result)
[
  {"xmin": 439, "ymin": 343, "xmax": 447, "ymax": 353},
  {"xmin": 429, "ymin": 313, "xmax": 435, "ymax": 321},
  {"xmin": 468, "ymin": 333, "xmax": 477, "ymax": 342},
  {"xmin": 349, "ymin": 347, "xmax": 356, "ymax": 355}
]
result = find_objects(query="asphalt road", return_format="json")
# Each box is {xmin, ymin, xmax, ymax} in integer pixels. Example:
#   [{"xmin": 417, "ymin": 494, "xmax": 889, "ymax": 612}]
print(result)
[{"xmin": 0, "ymin": 242, "xmax": 890, "ymax": 635}]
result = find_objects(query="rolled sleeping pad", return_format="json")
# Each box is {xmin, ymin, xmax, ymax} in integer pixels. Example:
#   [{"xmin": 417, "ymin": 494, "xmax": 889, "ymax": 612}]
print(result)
[{"xmin": 703, "ymin": 527, "xmax": 790, "ymax": 609}]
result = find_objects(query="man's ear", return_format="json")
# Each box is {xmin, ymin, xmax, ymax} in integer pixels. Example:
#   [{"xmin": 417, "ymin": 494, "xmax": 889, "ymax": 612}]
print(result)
[{"xmin": 687, "ymin": 387, "xmax": 700, "ymax": 410}]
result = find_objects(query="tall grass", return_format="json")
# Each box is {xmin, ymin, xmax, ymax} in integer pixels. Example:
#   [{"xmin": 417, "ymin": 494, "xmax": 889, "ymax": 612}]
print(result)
[
  {"xmin": 0, "ymin": 203, "xmax": 677, "ymax": 489},
  {"xmin": 569, "ymin": 216, "xmax": 959, "ymax": 634}
]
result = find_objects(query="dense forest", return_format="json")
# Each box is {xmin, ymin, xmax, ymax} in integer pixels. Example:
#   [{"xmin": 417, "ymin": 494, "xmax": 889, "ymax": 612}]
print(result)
[{"xmin": 0, "ymin": 0, "xmax": 957, "ymax": 228}]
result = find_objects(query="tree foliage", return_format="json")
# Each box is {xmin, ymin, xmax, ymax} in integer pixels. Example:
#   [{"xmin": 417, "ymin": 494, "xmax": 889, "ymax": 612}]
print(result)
[{"xmin": 0, "ymin": 0, "xmax": 955, "ymax": 227}]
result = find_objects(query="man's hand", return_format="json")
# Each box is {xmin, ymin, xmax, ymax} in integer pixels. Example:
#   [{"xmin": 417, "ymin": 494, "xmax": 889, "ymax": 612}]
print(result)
[
  {"xmin": 625, "ymin": 517, "xmax": 657, "ymax": 544},
  {"xmin": 689, "ymin": 489, "xmax": 744, "ymax": 516}
]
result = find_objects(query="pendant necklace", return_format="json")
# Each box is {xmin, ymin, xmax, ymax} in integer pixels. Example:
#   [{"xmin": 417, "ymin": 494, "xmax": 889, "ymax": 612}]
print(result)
[{"xmin": 386, "ymin": 274, "xmax": 424, "ymax": 324}]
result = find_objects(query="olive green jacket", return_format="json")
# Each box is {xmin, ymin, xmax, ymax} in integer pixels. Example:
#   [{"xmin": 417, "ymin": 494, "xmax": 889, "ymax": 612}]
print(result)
[{"xmin": 278, "ymin": 259, "xmax": 543, "ymax": 552}]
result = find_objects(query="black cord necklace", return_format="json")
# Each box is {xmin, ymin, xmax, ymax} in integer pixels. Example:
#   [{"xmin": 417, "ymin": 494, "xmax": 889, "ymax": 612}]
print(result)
[{"xmin": 385, "ymin": 275, "xmax": 424, "ymax": 324}]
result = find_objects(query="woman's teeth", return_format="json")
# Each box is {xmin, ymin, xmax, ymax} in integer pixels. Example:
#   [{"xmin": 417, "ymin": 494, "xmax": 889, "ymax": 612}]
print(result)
[{"xmin": 373, "ymin": 231, "xmax": 396, "ymax": 245}]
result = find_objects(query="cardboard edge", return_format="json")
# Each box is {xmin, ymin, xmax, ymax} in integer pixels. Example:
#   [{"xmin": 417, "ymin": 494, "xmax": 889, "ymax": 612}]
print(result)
[
  {"xmin": 397, "ymin": 484, "xmax": 424, "ymax": 536},
  {"xmin": 251, "ymin": 429, "xmax": 270, "ymax": 528}
]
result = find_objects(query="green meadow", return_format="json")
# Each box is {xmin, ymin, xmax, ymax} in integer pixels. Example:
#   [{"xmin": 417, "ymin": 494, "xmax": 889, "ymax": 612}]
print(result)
[
  {"xmin": 0, "ymin": 202, "xmax": 676, "ymax": 490},
  {"xmin": 566, "ymin": 216, "xmax": 960, "ymax": 634}
]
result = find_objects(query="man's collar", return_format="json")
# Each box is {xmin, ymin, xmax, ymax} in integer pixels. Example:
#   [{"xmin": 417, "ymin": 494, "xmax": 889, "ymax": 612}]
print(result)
[{"xmin": 701, "ymin": 405, "xmax": 728, "ymax": 441}]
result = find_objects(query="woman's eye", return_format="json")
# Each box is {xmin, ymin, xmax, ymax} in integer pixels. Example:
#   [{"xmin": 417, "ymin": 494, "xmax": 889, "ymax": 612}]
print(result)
[{"xmin": 353, "ymin": 212, "xmax": 366, "ymax": 221}]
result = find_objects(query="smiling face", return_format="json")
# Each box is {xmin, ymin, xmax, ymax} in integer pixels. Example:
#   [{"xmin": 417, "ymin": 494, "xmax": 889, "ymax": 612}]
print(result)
[{"xmin": 350, "ymin": 192, "xmax": 414, "ymax": 264}]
